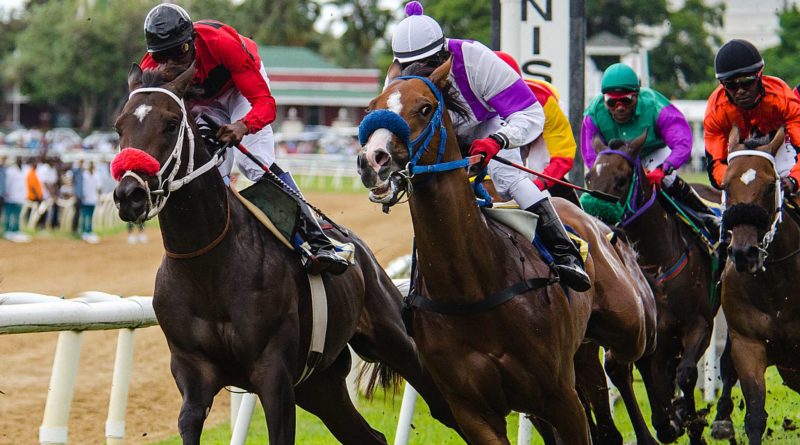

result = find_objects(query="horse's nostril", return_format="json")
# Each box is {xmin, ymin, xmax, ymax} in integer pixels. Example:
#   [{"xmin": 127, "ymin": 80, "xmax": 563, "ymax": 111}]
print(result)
[{"xmin": 374, "ymin": 150, "xmax": 390, "ymax": 167}]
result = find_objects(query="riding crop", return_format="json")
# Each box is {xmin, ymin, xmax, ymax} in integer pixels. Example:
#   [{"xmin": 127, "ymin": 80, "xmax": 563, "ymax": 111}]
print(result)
[{"xmin": 492, "ymin": 155, "xmax": 619, "ymax": 203}]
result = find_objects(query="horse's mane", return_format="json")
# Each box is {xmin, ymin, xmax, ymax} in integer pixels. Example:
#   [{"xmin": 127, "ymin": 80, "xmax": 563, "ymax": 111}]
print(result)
[
  {"xmin": 607, "ymin": 139, "xmax": 627, "ymax": 150},
  {"xmin": 400, "ymin": 62, "xmax": 470, "ymax": 120}
]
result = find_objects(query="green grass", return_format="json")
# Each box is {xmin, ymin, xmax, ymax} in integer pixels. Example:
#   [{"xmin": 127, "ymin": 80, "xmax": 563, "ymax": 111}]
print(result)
[{"xmin": 154, "ymin": 367, "xmax": 800, "ymax": 444}]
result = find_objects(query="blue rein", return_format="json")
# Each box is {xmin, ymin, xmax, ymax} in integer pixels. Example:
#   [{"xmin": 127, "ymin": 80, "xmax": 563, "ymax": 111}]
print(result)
[{"xmin": 597, "ymin": 149, "xmax": 658, "ymax": 227}]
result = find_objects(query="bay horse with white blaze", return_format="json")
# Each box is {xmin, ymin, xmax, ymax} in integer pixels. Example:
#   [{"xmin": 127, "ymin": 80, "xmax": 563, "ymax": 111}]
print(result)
[
  {"xmin": 357, "ymin": 59, "xmax": 657, "ymax": 444},
  {"xmin": 584, "ymin": 131, "xmax": 733, "ymax": 444},
  {"xmin": 720, "ymin": 126, "xmax": 800, "ymax": 445},
  {"xmin": 111, "ymin": 63, "xmax": 460, "ymax": 444}
]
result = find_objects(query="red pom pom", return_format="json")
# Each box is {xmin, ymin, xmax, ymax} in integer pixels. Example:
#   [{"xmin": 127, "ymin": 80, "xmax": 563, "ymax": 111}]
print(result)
[
  {"xmin": 111, "ymin": 148, "xmax": 161, "ymax": 181},
  {"xmin": 405, "ymin": 1, "xmax": 423, "ymax": 16}
]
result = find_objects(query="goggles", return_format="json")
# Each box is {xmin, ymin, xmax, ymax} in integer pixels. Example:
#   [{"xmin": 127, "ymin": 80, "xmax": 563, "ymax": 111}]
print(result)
[
  {"xmin": 604, "ymin": 93, "xmax": 637, "ymax": 108},
  {"xmin": 721, "ymin": 74, "xmax": 760, "ymax": 92}
]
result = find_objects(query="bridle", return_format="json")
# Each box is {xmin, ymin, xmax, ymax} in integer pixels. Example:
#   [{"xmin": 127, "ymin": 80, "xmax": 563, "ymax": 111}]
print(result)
[
  {"xmin": 358, "ymin": 76, "xmax": 482, "ymax": 210},
  {"xmin": 725, "ymin": 149, "xmax": 783, "ymax": 253},
  {"xmin": 595, "ymin": 147, "xmax": 658, "ymax": 228},
  {"xmin": 121, "ymin": 86, "xmax": 224, "ymax": 220}
]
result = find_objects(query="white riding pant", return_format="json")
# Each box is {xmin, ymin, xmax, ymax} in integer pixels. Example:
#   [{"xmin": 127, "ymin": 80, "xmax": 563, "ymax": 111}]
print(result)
[
  {"xmin": 191, "ymin": 63, "xmax": 275, "ymax": 182},
  {"xmin": 641, "ymin": 147, "xmax": 678, "ymax": 188},
  {"xmin": 775, "ymin": 142, "xmax": 797, "ymax": 177}
]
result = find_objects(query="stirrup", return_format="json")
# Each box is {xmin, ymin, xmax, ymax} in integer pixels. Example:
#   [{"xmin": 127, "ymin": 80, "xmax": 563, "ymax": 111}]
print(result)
[
  {"xmin": 302, "ymin": 249, "xmax": 349, "ymax": 275},
  {"xmin": 554, "ymin": 262, "xmax": 591, "ymax": 292}
]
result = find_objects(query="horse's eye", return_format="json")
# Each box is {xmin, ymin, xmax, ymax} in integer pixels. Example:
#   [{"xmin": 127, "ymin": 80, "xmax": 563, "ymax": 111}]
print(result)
[
  {"xmin": 420, "ymin": 105, "xmax": 432, "ymax": 117},
  {"xmin": 164, "ymin": 121, "xmax": 179, "ymax": 134},
  {"xmin": 767, "ymin": 182, "xmax": 776, "ymax": 193},
  {"xmin": 615, "ymin": 177, "xmax": 627, "ymax": 189}
]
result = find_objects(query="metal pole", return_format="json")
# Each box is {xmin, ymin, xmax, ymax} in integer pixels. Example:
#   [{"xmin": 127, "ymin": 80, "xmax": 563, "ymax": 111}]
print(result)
[
  {"xmin": 491, "ymin": 0, "xmax": 501, "ymax": 50},
  {"xmin": 569, "ymin": 0, "xmax": 586, "ymax": 186},
  {"xmin": 394, "ymin": 383, "xmax": 418, "ymax": 445},
  {"xmin": 230, "ymin": 393, "xmax": 257, "ymax": 445},
  {"xmin": 517, "ymin": 415, "xmax": 532, "ymax": 444},
  {"xmin": 105, "ymin": 329, "xmax": 136, "ymax": 445}
]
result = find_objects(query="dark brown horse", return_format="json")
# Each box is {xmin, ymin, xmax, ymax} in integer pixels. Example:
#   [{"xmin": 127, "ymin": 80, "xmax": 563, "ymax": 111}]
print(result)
[
  {"xmin": 111, "ymin": 64, "xmax": 460, "ymax": 444},
  {"xmin": 720, "ymin": 126, "xmax": 800, "ymax": 444},
  {"xmin": 357, "ymin": 59, "xmax": 657, "ymax": 444},
  {"xmin": 585, "ymin": 132, "xmax": 731, "ymax": 444}
]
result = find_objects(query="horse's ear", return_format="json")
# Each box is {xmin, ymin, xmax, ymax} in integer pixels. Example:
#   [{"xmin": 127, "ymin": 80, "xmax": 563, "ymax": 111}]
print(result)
[
  {"xmin": 628, "ymin": 128, "xmax": 648, "ymax": 156},
  {"xmin": 128, "ymin": 63, "xmax": 143, "ymax": 92},
  {"xmin": 728, "ymin": 125, "xmax": 742, "ymax": 152},
  {"xmin": 166, "ymin": 62, "xmax": 196, "ymax": 97},
  {"xmin": 430, "ymin": 57, "xmax": 453, "ymax": 90},
  {"xmin": 592, "ymin": 135, "xmax": 606, "ymax": 153},
  {"xmin": 764, "ymin": 126, "xmax": 786, "ymax": 155},
  {"xmin": 386, "ymin": 60, "xmax": 402, "ymax": 86}
]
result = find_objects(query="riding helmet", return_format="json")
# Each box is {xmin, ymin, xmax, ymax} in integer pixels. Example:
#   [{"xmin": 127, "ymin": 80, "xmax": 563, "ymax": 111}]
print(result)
[
  {"xmin": 600, "ymin": 63, "xmax": 641, "ymax": 94},
  {"xmin": 391, "ymin": 1, "xmax": 446, "ymax": 64},
  {"xmin": 715, "ymin": 39, "xmax": 764, "ymax": 80},
  {"xmin": 144, "ymin": 4, "xmax": 194, "ymax": 53}
]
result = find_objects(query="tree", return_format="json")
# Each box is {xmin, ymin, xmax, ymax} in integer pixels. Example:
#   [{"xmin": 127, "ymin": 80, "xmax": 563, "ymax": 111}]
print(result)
[
  {"xmin": 318, "ymin": 0, "xmax": 393, "ymax": 68},
  {"xmin": 587, "ymin": 0, "xmax": 669, "ymax": 42},
  {"xmin": 762, "ymin": 6, "xmax": 800, "ymax": 89},
  {"xmin": 425, "ymin": 0, "xmax": 491, "ymax": 46},
  {"xmin": 648, "ymin": 0, "xmax": 724, "ymax": 98}
]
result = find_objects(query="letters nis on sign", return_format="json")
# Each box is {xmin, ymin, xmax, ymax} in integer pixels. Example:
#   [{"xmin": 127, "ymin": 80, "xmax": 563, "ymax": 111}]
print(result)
[{"xmin": 520, "ymin": 0, "xmax": 570, "ymax": 105}]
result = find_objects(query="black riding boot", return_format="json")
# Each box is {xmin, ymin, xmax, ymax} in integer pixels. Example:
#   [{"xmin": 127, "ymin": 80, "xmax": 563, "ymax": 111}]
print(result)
[
  {"xmin": 526, "ymin": 199, "xmax": 592, "ymax": 292},
  {"xmin": 667, "ymin": 176, "xmax": 721, "ymax": 239},
  {"xmin": 296, "ymin": 200, "xmax": 350, "ymax": 275}
]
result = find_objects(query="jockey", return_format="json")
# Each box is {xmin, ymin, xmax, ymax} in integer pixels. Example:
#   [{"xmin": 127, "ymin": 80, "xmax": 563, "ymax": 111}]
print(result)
[
  {"xmin": 582, "ymin": 62, "xmax": 720, "ymax": 235},
  {"xmin": 140, "ymin": 3, "xmax": 348, "ymax": 275},
  {"xmin": 388, "ymin": 1, "xmax": 590, "ymax": 291},
  {"xmin": 705, "ymin": 39, "xmax": 800, "ymax": 196},
  {"xmin": 494, "ymin": 51, "xmax": 578, "ymax": 201}
]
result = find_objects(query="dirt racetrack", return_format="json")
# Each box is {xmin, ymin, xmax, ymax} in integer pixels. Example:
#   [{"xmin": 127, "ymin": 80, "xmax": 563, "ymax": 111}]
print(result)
[{"xmin": 0, "ymin": 191, "xmax": 413, "ymax": 445}]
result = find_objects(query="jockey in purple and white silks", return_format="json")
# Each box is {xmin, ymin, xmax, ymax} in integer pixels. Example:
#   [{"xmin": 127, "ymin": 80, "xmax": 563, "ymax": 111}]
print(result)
[{"xmin": 385, "ymin": 1, "xmax": 590, "ymax": 292}]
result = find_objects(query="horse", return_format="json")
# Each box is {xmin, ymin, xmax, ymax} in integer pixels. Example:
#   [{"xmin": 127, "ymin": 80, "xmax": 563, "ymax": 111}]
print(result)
[
  {"xmin": 719, "ymin": 126, "xmax": 800, "ymax": 444},
  {"xmin": 356, "ymin": 58, "xmax": 657, "ymax": 444},
  {"xmin": 111, "ymin": 63, "xmax": 461, "ymax": 444},
  {"xmin": 584, "ymin": 132, "xmax": 735, "ymax": 443}
]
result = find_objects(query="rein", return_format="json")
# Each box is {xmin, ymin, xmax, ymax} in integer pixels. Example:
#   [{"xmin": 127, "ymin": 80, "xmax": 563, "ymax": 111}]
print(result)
[
  {"xmin": 123, "ymin": 86, "xmax": 224, "ymax": 220},
  {"xmin": 596, "ymin": 149, "xmax": 658, "ymax": 228}
]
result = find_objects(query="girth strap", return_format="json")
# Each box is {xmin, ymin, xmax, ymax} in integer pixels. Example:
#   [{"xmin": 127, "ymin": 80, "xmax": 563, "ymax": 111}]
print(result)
[{"xmin": 404, "ymin": 277, "xmax": 558, "ymax": 316}]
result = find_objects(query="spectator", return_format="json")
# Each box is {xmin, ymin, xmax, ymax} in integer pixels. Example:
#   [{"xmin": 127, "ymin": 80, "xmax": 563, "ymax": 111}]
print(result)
[
  {"xmin": 70, "ymin": 160, "xmax": 83, "ymax": 235},
  {"xmin": 3, "ymin": 157, "xmax": 30, "ymax": 242},
  {"xmin": 36, "ymin": 156, "xmax": 59, "ymax": 229},
  {"xmin": 79, "ymin": 161, "xmax": 101, "ymax": 244},
  {"xmin": 127, "ymin": 222, "xmax": 148, "ymax": 244},
  {"xmin": 0, "ymin": 155, "xmax": 5, "ymax": 232}
]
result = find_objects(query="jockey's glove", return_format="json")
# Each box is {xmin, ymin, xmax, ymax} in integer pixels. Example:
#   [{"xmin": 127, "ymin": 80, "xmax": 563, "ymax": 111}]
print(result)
[
  {"xmin": 469, "ymin": 134, "xmax": 507, "ymax": 168},
  {"xmin": 645, "ymin": 167, "xmax": 666, "ymax": 188},
  {"xmin": 781, "ymin": 176, "xmax": 799, "ymax": 195},
  {"xmin": 198, "ymin": 123, "xmax": 222, "ymax": 150}
]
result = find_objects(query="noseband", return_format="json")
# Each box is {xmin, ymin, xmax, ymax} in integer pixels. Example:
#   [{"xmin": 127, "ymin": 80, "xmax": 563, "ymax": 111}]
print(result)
[
  {"xmin": 724, "ymin": 149, "xmax": 783, "ymax": 252},
  {"xmin": 358, "ymin": 76, "xmax": 482, "ymax": 207},
  {"xmin": 120, "ymin": 87, "xmax": 223, "ymax": 220}
]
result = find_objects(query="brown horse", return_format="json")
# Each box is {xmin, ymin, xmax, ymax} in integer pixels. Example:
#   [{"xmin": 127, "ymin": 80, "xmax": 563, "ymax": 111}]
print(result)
[
  {"xmin": 111, "ymin": 64, "xmax": 461, "ymax": 444},
  {"xmin": 357, "ymin": 59, "xmax": 657, "ymax": 444},
  {"xmin": 720, "ymin": 126, "xmax": 800, "ymax": 444},
  {"xmin": 584, "ymin": 132, "xmax": 732, "ymax": 443}
]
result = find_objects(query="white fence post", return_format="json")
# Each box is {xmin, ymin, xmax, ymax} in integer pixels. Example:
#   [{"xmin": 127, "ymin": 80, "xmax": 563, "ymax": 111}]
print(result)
[
  {"xmin": 105, "ymin": 328, "xmax": 136, "ymax": 445},
  {"xmin": 39, "ymin": 330, "xmax": 84, "ymax": 445},
  {"xmin": 394, "ymin": 383, "xmax": 418, "ymax": 445},
  {"xmin": 230, "ymin": 393, "xmax": 257, "ymax": 445}
]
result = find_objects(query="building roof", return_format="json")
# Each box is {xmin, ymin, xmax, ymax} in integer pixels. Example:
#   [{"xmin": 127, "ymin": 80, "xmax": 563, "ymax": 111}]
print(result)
[{"xmin": 259, "ymin": 45, "xmax": 380, "ymax": 107}]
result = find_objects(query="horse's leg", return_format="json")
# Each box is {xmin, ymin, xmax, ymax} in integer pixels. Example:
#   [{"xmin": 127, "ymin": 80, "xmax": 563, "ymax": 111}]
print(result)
[
  {"xmin": 574, "ymin": 342, "xmax": 623, "ymax": 445},
  {"xmin": 528, "ymin": 416, "xmax": 560, "ymax": 445},
  {"xmin": 170, "ymin": 352, "xmax": 223, "ymax": 445},
  {"xmin": 711, "ymin": 336, "xmax": 739, "ymax": 440},
  {"xmin": 251, "ymin": 343, "xmax": 298, "ymax": 445},
  {"xmin": 675, "ymin": 317, "xmax": 714, "ymax": 444},
  {"xmin": 635, "ymin": 351, "xmax": 685, "ymax": 444},
  {"xmin": 730, "ymin": 334, "xmax": 769, "ymax": 445},
  {"xmin": 446, "ymin": 397, "xmax": 512, "ymax": 445},
  {"xmin": 604, "ymin": 352, "xmax": 659, "ymax": 445},
  {"xmin": 536, "ymin": 387, "xmax": 592, "ymax": 445},
  {"xmin": 295, "ymin": 348, "xmax": 388, "ymax": 445}
]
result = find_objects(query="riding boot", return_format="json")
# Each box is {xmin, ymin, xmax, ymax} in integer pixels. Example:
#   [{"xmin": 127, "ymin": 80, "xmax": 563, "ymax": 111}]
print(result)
[
  {"xmin": 667, "ymin": 176, "xmax": 721, "ymax": 239},
  {"xmin": 526, "ymin": 199, "xmax": 592, "ymax": 292},
  {"xmin": 296, "ymin": 198, "xmax": 350, "ymax": 275}
]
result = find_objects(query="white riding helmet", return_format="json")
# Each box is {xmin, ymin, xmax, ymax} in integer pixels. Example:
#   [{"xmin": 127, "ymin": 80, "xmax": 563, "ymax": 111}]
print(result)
[{"xmin": 391, "ymin": 1, "xmax": 445, "ymax": 64}]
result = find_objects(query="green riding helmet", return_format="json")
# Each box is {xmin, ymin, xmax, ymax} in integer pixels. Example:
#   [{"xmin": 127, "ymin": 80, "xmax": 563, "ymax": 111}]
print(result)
[{"xmin": 601, "ymin": 63, "xmax": 641, "ymax": 94}]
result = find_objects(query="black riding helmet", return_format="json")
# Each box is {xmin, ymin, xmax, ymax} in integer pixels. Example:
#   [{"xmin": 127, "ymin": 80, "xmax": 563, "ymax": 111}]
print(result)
[
  {"xmin": 144, "ymin": 4, "xmax": 194, "ymax": 53},
  {"xmin": 715, "ymin": 39, "xmax": 764, "ymax": 81}
]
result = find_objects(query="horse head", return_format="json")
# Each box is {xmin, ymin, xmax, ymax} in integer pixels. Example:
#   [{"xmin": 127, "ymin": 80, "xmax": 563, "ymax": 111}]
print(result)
[
  {"xmin": 584, "ymin": 129, "xmax": 649, "ymax": 201},
  {"xmin": 356, "ymin": 58, "xmax": 461, "ymax": 207},
  {"xmin": 722, "ymin": 125, "xmax": 785, "ymax": 273},
  {"xmin": 112, "ymin": 63, "xmax": 198, "ymax": 223}
]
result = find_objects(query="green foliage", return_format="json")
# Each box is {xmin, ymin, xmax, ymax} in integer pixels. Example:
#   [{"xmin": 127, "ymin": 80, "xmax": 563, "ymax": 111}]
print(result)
[
  {"xmin": 648, "ymin": 0, "xmax": 724, "ymax": 99},
  {"xmin": 586, "ymin": 0, "xmax": 669, "ymax": 43},
  {"xmin": 318, "ymin": 0, "xmax": 393, "ymax": 68},
  {"xmin": 424, "ymin": 0, "xmax": 492, "ymax": 47},
  {"xmin": 762, "ymin": 6, "xmax": 800, "ymax": 88}
]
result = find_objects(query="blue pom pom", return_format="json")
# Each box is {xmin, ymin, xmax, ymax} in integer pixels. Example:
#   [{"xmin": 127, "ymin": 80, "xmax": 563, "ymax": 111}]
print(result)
[{"xmin": 405, "ymin": 1, "xmax": 424, "ymax": 16}]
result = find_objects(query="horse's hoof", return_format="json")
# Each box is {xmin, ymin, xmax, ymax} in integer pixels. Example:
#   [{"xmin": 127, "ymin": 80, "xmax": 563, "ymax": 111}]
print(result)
[
  {"xmin": 656, "ymin": 420, "xmax": 684, "ymax": 443},
  {"xmin": 711, "ymin": 419, "xmax": 735, "ymax": 440}
]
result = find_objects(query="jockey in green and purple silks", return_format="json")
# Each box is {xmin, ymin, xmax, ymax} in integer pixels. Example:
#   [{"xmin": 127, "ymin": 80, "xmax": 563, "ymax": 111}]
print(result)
[{"xmin": 581, "ymin": 63, "xmax": 719, "ymax": 235}]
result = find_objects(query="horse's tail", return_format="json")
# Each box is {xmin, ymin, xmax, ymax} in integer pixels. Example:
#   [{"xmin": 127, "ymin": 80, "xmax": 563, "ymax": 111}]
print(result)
[{"xmin": 356, "ymin": 360, "xmax": 404, "ymax": 400}]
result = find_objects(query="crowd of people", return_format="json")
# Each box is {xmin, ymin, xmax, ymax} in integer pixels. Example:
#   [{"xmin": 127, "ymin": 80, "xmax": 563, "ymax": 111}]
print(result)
[{"xmin": 0, "ymin": 155, "xmax": 117, "ymax": 244}]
